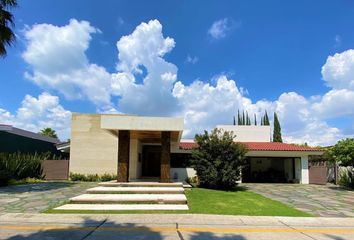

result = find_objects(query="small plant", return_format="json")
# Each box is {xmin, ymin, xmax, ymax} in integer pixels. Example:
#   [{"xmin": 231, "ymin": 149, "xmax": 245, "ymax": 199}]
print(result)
[
  {"xmin": 86, "ymin": 174, "xmax": 100, "ymax": 182},
  {"xmin": 186, "ymin": 176, "xmax": 199, "ymax": 187},
  {"xmin": 69, "ymin": 172, "xmax": 117, "ymax": 182},
  {"xmin": 69, "ymin": 173, "xmax": 88, "ymax": 181},
  {"xmin": 100, "ymin": 173, "xmax": 117, "ymax": 181},
  {"xmin": 7, "ymin": 178, "xmax": 43, "ymax": 186}
]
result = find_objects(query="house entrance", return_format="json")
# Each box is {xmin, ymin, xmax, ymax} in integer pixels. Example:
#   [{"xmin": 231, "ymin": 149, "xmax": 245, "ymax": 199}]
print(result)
[{"xmin": 142, "ymin": 145, "xmax": 161, "ymax": 177}]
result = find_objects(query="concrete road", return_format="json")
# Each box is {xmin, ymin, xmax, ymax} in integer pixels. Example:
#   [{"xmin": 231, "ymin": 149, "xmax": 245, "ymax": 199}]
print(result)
[{"xmin": 0, "ymin": 213, "xmax": 353, "ymax": 240}]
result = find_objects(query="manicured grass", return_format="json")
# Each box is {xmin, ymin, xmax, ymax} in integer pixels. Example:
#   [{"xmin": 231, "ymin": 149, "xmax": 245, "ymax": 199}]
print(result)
[
  {"xmin": 45, "ymin": 187, "xmax": 311, "ymax": 217},
  {"xmin": 185, "ymin": 187, "xmax": 310, "ymax": 216}
]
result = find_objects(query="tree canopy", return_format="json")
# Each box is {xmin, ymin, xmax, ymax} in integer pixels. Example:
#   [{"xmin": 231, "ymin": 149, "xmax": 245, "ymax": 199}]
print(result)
[
  {"xmin": 39, "ymin": 128, "xmax": 58, "ymax": 139},
  {"xmin": 329, "ymin": 138, "xmax": 354, "ymax": 167},
  {"xmin": 191, "ymin": 129, "xmax": 247, "ymax": 189},
  {"xmin": 0, "ymin": 0, "xmax": 17, "ymax": 57}
]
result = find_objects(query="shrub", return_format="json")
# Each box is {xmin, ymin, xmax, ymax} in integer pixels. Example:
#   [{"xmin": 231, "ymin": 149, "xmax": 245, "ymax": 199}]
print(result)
[
  {"xmin": 86, "ymin": 174, "xmax": 100, "ymax": 182},
  {"xmin": 69, "ymin": 173, "xmax": 87, "ymax": 181},
  {"xmin": 69, "ymin": 172, "xmax": 117, "ymax": 182},
  {"xmin": 0, "ymin": 152, "xmax": 46, "ymax": 180},
  {"xmin": 100, "ymin": 173, "xmax": 117, "ymax": 181},
  {"xmin": 339, "ymin": 168, "xmax": 354, "ymax": 189},
  {"xmin": 191, "ymin": 128, "xmax": 247, "ymax": 190},
  {"xmin": 7, "ymin": 178, "xmax": 43, "ymax": 186},
  {"xmin": 0, "ymin": 169, "xmax": 12, "ymax": 186}
]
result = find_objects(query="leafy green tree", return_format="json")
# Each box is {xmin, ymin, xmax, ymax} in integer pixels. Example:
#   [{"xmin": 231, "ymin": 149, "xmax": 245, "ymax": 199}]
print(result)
[
  {"xmin": 191, "ymin": 129, "xmax": 247, "ymax": 189},
  {"xmin": 39, "ymin": 127, "xmax": 58, "ymax": 139},
  {"xmin": 273, "ymin": 112, "xmax": 282, "ymax": 142},
  {"xmin": 0, "ymin": 0, "xmax": 17, "ymax": 57},
  {"xmin": 329, "ymin": 138, "xmax": 354, "ymax": 167}
]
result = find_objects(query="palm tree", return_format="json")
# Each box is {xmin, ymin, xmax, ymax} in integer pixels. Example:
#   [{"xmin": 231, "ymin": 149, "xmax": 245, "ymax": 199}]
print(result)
[
  {"xmin": 40, "ymin": 128, "xmax": 58, "ymax": 139},
  {"xmin": 0, "ymin": 0, "xmax": 17, "ymax": 57}
]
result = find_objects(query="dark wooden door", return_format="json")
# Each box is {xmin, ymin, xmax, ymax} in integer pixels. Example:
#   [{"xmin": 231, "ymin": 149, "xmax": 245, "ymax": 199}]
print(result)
[{"xmin": 142, "ymin": 145, "xmax": 161, "ymax": 177}]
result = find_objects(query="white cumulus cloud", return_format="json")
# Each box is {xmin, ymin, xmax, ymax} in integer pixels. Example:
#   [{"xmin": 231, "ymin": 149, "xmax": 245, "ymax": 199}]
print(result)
[
  {"xmin": 208, "ymin": 18, "xmax": 234, "ymax": 39},
  {"xmin": 0, "ymin": 92, "xmax": 71, "ymax": 141},
  {"xmin": 111, "ymin": 19, "xmax": 179, "ymax": 115},
  {"xmin": 22, "ymin": 19, "xmax": 113, "ymax": 109},
  {"xmin": 16, "ymin": 19, "xmax": 354, "ymax": 146}
]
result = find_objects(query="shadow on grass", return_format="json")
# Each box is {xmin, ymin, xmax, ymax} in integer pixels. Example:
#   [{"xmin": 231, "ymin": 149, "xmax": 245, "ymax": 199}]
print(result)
[
  {"xmin": 0, "ymin": 181, "xmax": 77, "ymax": 194},
  {"xmin": 6, "ymin": 217, "xmax": 164, "ymax": 240},
  {"xmin": 197, "ymin": 185, "xmax": 248, "ymax": 192}
]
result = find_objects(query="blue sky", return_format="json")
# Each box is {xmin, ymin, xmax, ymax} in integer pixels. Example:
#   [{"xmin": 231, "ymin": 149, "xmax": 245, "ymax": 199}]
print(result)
[{"xmin": 1, "ymin": 0, "xmax": 354, "ymax": 145}]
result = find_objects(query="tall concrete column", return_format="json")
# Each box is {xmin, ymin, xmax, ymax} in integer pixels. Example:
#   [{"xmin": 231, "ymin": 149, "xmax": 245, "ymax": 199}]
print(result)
[
  {"xmin": 160, "ymin": 131, "xmax": 171, "ymax": 183},
  {"xmin": 301, "ymin": 155, "xmax": 309, "ymax": 184},
  {"xmin": 117, "ymin": 130, "xmax": 130, "ymax": 182}
]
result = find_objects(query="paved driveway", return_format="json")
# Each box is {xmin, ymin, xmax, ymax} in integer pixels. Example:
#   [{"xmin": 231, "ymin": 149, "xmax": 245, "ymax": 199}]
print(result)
[
  {"xmin": 243, "ymin": 183, "xmax": 354, "ymax": 217},
  {"xmin": 0, "ymin": 181, "xmax": 97, "ymax": 213}
]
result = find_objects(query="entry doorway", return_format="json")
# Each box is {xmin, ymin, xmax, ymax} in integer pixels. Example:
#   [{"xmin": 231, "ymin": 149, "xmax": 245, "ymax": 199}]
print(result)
[{"xmin": 142, "ymin": 145, "xmax": 161, "ymax": 177}]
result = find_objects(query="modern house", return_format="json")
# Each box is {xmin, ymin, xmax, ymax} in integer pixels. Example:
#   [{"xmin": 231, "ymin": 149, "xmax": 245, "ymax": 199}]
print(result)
[
  {"xmin": 0, "ymin": 124, "xmax": 61, "ymax": 154},
  {"xmin": 69, "ymin": 113, "xmax": 323, "ymax": 184}
]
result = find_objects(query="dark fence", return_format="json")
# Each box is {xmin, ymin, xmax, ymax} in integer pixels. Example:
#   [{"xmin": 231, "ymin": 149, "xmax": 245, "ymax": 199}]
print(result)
[{"xmin": 42, "ymin": 160, "xmax": 69, "ymax": 180}]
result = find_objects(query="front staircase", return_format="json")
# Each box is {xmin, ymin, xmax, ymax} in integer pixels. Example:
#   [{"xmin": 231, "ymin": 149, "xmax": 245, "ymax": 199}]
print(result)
[{"xmin": 55, "ymin": 181, "xmax": 189, "ymax": 211}]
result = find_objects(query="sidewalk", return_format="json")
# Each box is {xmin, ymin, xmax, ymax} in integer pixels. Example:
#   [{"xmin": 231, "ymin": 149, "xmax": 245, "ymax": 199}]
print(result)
[{"xmin": 1, "ymin": 213, "xmax": 353, "ymax": 239}]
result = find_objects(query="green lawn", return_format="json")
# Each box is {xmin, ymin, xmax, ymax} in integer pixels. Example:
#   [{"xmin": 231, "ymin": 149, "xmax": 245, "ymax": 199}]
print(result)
[{"xmin": 46, "ymin": 187, "xmax": 310, "ymax": 217}]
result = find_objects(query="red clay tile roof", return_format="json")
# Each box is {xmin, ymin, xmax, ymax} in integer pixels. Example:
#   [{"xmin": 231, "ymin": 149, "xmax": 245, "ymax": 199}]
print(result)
[{"xmin": 179, "ymin": 141, "xmax": 322, "ymax": 152}]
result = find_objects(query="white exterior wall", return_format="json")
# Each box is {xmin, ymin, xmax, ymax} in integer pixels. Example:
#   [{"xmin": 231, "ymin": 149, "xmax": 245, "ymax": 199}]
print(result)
[
  {"xmin": 301, "ymin": 155, "xmax": 309, "ymax": 184},
  {"xmin": 170, "ymin": 168, "xmax": 196, "ymax": 182},
  {"xmin": 216, "ymin": 125, "xmax": 271, "ymax": 142}
]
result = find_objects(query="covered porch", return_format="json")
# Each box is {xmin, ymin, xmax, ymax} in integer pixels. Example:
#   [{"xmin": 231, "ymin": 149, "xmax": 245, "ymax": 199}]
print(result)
[{"xmin": 101, "ymin": 115, "xmax": 184, "ymax": 183}]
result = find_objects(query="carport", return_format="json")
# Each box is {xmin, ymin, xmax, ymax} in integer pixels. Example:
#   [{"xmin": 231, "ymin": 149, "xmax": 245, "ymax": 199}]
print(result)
[{"xmin": 240, "ymin": 142, "xmax": 323, "ymax": 184}]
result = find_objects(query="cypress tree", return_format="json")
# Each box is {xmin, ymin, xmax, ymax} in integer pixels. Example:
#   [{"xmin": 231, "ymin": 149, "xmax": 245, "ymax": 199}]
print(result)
[
  {"xmin": 254, "ymin": 114, "xmax": 257, "ymax": 125},
  {"xmin": 273, "ymin": 112, "xmax": 283, "ymax": 142},
  {"xmin": 233, "ymin": 116, "xmax": 236, "ymax": 125},
  {"xmin": 264, "ymin": 111, "xmax": 270, "ymax": 126},
  {"xmin": 242, "ymin": 111, "xmax": 245, "ymax": 125},
  {"xmin": 237, "ymin": 110, "xmax": 242, "ymax": 125}
]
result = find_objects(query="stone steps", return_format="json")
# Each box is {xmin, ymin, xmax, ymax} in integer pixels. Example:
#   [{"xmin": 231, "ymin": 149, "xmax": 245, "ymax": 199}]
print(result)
[
  {"xmin": 70, "ymin": 193, "xmax": 187, "ymax": 204},
  {"xmin": 55, "ymin": 181, "xmax": 189, "ymax": 211},
  {"xmin": 98, "ymin": 181, "xmax": 183, "ymax": 187},
  {"xmin": 55, "ymin": 203, "xmax": 189, "ymax": 211},
  {"xmin": 86, "ymin": 186, "xmax": 185, "ymax": 194}
]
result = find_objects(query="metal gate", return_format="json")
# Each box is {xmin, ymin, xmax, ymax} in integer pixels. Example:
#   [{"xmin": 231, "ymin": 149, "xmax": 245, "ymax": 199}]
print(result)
[
  {"xmin": 42, "ymin": 160, "xmax": 69, "ymax": 180},
  {"xmin": 309, "ymin": 165, "xmax": 327, "ymax": 185}
]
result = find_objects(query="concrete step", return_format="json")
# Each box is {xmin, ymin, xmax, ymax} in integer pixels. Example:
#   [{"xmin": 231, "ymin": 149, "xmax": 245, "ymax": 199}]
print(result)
[
  {"xmin": 55, "ymin": 203, "xmax": 189, "ymax": 211},
  {"xmin": 98, "ymin": 181, "xmax": 183, "ymax": 187},
  {"xmin": 86, "ymin": 186, "xmax": 185, "ymax": 194},
  {"xmin": 70, "ymin": 194, "xmax": 187, "ymax": 204}
]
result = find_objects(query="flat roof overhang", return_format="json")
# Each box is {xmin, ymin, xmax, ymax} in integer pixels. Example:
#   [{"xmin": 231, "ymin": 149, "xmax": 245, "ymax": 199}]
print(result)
[{"xmin": 101, "ymin": 115, "xmax": 184, "ymax": 143}]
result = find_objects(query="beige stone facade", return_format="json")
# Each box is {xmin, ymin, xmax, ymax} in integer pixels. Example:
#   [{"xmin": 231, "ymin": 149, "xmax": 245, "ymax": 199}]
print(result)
[
  {"xmin": 70, "ymin": 114, "xmax": 118, "ymax": 175},
  {"xmin": 69, "ymin": 113, "xmax": 184, "ymax": 182}
]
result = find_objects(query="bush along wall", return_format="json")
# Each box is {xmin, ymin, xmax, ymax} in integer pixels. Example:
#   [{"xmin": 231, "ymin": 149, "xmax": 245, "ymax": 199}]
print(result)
[
  {"xmin": 0, "ymin": 152, "xmax": 54, "ymax": 186},
  {"xmin": 69, "ymin": 172, "xmax": 117, "ymax": 182}
]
